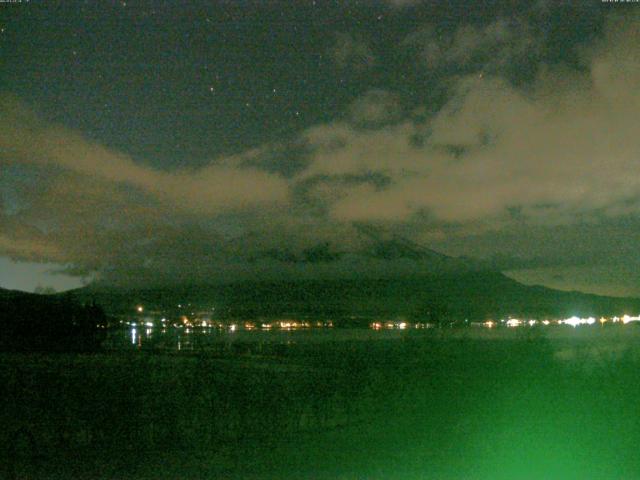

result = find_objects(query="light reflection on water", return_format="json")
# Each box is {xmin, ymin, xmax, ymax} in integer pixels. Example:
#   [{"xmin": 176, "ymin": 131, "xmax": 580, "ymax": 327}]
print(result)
[
  {"xmin": 109, "ymin": 325, "xmax": 412, "ymax": 351},
  {"xmin": 106, "ymin": 322, "xmax": 640, "ymax": 353}
]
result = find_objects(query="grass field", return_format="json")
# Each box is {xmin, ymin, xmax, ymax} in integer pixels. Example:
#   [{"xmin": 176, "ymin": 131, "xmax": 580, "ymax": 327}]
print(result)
[{"xmin": 2, "ymin": 326, "xmax": 640, "ymax": 479}]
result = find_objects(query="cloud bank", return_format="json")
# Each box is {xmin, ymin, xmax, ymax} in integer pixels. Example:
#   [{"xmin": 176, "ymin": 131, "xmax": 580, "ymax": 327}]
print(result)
[{"xmin": 3, "ymin": 11, "xmax": 640, "ymax": 293}]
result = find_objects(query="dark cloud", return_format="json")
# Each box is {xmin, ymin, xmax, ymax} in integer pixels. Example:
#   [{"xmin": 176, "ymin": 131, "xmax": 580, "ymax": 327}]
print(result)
[
  {"xmin": 330, "ymin": 33, "xmax": 376, "ymax": 72},
  {"xmin": 347, "ymin": 89, "xmax": 403, "ymax": 129}
]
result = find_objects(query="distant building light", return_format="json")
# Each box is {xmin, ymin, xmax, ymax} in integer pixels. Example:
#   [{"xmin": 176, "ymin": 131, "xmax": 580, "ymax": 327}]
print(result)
[
  {"xmin": 506, "ymin": 319, "xmax": 521, "ymax": 328},
  {"xmin": 560, "ymin": 316, "xmax": 595, "ymax": 327}
]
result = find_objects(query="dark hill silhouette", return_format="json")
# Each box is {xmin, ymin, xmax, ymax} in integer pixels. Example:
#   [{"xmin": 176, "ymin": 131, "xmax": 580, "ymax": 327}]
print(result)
[
  {"xmin": 0, "ymin": 287, "xmax": 107, "ymax": 351},
  {"xmin": 67, "ymin": 270, "xmax": 640, "ymax": 324},
  {"xmin": 53, "ymin": 230, "xmax": 640, "ymax": 323}
]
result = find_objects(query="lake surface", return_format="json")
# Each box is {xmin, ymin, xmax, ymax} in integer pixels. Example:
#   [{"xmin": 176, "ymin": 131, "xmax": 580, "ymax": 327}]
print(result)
[
  {"xmin": 107, "ymin": 325, "xmax": 414, "ymax": 350},
  {"xmin": 105, "ymin": 322, "xmax": 640, "ymax": 352},
  {"xmin": 5, "ymin": 324, "xmax": 640, "ymax": 479}
]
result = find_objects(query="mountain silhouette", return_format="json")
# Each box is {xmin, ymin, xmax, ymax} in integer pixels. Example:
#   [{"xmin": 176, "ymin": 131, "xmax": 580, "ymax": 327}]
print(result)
[{"xmin": 0, "ymin": 287, "xmax": 107, "ymax": 351}]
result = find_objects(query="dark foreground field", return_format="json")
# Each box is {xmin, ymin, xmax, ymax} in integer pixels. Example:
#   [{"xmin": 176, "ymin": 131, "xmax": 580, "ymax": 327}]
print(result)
[{"xmin": 2, "ymin": 328, "xmax": 640, "ymax": 479}]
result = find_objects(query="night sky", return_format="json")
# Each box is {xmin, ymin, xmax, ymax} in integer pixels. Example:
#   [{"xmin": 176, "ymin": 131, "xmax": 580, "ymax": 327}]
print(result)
[{"xmin": 1, "ymin": 0, "xmax": 640, "ymax": 296}]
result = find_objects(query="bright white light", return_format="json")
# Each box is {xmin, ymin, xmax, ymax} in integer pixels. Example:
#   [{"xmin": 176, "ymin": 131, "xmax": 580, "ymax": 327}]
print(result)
[
  {"xmin": 136, "ymin": 306, "xmax": 143, "ymax": 313},
  {"xmin": 145, "ymin": 322, "xmax": 154, "ymax": 327},
  {"xmin": 560, "ymin": 316, "xmax": 595, "ymax": 327},
  {"xmin": 561, "ymin": 316, "xmax": 582, "ymax": 327},
  {"xmin": 622, "ymin": 314, "xmax": 640, "ymax": 324},
  {"xmin": 506, "ymin": 319, "xmax": 521, "ymax": 328}
]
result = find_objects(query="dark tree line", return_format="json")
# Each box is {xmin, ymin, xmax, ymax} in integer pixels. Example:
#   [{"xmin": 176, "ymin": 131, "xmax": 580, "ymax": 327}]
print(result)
[{"xmin": 0, "ymin": 292, "xmax": 107, "ymax": 352}]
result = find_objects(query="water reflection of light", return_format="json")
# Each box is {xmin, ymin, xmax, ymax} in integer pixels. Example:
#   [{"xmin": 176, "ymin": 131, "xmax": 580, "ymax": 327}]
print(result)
[{"xmin": 131, "ymin": 328, "xmax": 137, "ymax": 345}]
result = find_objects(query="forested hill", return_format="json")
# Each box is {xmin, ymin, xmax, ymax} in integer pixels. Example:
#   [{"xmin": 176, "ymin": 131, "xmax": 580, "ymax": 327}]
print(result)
[
  {"xmin": 0, "ymin": 288, "xmax": 106, "ymax": 351},
  {"xmin": 65, "ymin": 270, "xmax": 640, "ymax": 323}
]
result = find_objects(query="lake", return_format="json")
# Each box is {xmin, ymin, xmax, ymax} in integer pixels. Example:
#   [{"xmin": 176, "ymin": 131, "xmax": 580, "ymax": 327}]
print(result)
[{"xmin": 3, "ymin": 324, "xmax": 640, "ymax": 479}]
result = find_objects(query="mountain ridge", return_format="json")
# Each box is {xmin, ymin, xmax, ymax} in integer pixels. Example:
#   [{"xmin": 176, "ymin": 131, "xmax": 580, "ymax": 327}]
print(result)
[{"xmin": 62, "ymin": 270, "xmax": 640, "ymax": 323}]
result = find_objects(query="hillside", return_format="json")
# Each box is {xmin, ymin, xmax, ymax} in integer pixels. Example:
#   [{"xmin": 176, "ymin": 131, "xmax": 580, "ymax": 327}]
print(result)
[
  {"xmin": 64, "ymin": 270, "xmax": 640, "ymax": 323},
  {"xmin": 0, "ymin": 288, "xmax": 107, "ymax": 351}
]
